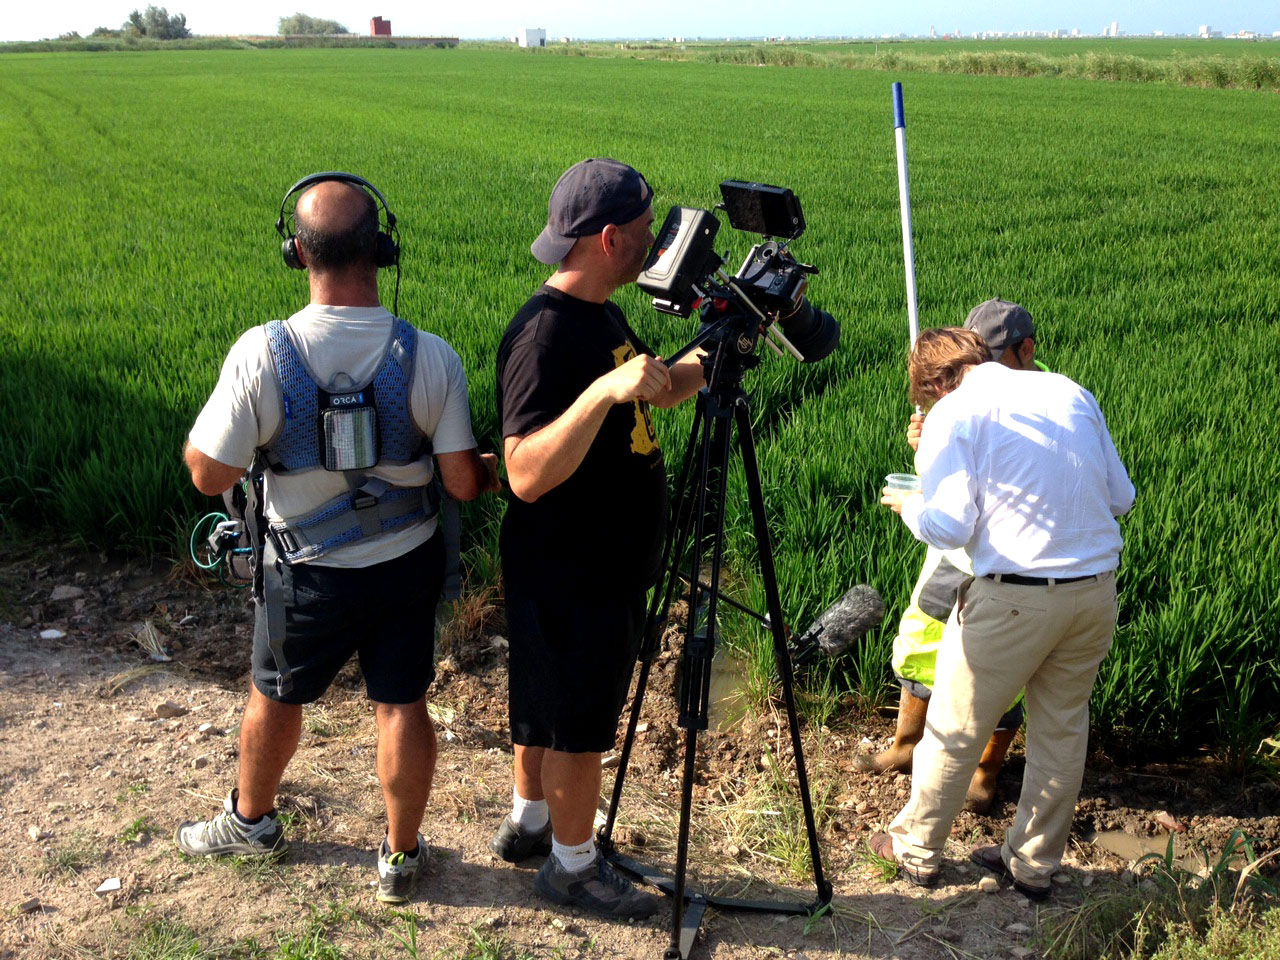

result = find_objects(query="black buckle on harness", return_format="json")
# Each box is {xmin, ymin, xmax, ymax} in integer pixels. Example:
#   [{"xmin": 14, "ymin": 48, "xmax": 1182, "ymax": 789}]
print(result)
[
  {"xmin": 268, "ymin": 525, "xmax": 300, "ymax": 559},
  {"xmin": 353, "ymin": 493, "xmax": 379, "ymax": 511}
]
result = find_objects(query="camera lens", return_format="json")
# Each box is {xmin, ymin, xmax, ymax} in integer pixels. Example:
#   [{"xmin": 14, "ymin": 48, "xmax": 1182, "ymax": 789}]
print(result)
[{"xmin": 779, "ymin": 299, "xmax": 840, "ymax": 363}]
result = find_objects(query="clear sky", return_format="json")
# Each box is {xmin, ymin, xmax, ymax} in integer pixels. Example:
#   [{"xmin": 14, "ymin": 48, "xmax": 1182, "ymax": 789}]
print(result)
[{"xmin": 7, "ymin": 1, "xmax": 1278, "ymax": 43}]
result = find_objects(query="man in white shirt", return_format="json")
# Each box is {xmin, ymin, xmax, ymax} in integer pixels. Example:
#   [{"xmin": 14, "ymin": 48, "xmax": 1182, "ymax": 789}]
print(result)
[
  {"xmin": 862, "ymin": 299, "xmax": 1044, "ymax": 813},
  {"xmin": 871, "ymin": 326, "xmax": 1135, "ymax": 898},
  {"xmin": 174, "ymin": 175, "xmax": 498, "ymax": 905}
]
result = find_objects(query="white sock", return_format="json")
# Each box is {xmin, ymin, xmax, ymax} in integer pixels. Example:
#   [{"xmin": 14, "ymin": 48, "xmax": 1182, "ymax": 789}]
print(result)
[
  {"xmin": 511, "ymin": 786, "xmax": 549, "ymax": 832},
  {"xmin": 552, "ymin": 835, "xmax": 597, "ymax": 873}
]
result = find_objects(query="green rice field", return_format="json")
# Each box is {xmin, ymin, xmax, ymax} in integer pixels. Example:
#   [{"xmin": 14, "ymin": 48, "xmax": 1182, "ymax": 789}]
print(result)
[{"xmin": 1, "ymin": 47, "xmax": 1277, "ymax": 756}]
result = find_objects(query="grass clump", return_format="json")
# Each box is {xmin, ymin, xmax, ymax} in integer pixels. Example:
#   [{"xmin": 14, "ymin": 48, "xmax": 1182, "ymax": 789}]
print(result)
[
  {"xmin": 114, "ymin": 910, "xmax": 375, "ymax": 960},
  {"xmin": 437, "ymin": 923, "xmax": 537, "ymax": 960},
  {"xmin": 272, "ymin": 925, "xmax": 343, "ymax": 960},
  {"xmin": 861, "ymin": 840, "xmax": 900, "ymax": 885},
  {"xmin": 39, "ymin": 829, "xmax": 100, "ymax": 878},
  {"xmin": 1146, "ymin": 906, "xmax": 1280, "ymax": 958},
  {"xmin": 124, "ymin": 920, "xmax": 214, "ymax": 960},
  {"xmin": 713, "ymin": 736, "xmax": 838, "ymax": 882},
  {"xmin": 1038, "ymin": 830, "xmax": 1279, "ymax": 959},
  {"xmin": 119, "ymin": 816, "xmax": 155, "ymax": 844}
]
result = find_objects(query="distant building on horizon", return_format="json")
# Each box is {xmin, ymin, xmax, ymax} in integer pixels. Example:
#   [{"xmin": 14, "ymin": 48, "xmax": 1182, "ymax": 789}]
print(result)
[
  {"xmin": 518, "ymin": 27, "xmax": 546, "ymax": 47},
  {"xmin": 370, "ymin": 16, "xmax": 391, "ymax": 36}
]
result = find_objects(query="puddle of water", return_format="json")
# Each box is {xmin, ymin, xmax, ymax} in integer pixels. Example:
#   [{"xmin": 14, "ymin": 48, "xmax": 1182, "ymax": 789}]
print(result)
[
  {"xmin": 1087, "ymin": 829, "xmax": 1242, "ymax": 874},
  {"xmin": 1089, "ymin": 829, "xmax": 1185, "ymax": 863},
  {"xmin": 707, "ymin": 649, "xmax": 750, "ymax": 731}
]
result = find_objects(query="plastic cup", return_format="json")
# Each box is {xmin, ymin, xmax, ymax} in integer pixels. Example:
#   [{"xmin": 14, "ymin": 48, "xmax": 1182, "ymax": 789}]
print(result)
[{"xmin": 885, "ymin": 473, "xmax": 922, "ymax": 494}]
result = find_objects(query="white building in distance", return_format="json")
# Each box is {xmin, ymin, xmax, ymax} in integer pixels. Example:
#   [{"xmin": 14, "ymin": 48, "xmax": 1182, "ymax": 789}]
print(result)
[{"xmin": 518, "ymin": 28, "xmax": 546, "ymax": 47}]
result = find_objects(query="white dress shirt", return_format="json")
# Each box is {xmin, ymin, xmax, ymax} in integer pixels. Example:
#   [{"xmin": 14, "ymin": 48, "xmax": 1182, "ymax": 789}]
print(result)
[{"xmin": 899, "ymin": 363, "xmax": 1135, "ymax": 578}]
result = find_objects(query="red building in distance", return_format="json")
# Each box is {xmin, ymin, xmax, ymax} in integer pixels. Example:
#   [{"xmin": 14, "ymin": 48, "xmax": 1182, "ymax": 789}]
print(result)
[{"xmin": 370, "ymin": 16, "xmax": 391, "ymax": 36}]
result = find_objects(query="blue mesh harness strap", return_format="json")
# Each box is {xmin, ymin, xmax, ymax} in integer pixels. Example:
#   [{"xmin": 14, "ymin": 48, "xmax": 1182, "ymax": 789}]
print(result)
[
  {"xmin": 267, "ymin": 480, "xmax": 441, "ymax": 565},
  {"xmin": 258, "ymin": 317, "xmax": 439, "ymax": 564},
  {"xmin": 262, "ymin": 317, "xmax": 425, "ymax": 471}
]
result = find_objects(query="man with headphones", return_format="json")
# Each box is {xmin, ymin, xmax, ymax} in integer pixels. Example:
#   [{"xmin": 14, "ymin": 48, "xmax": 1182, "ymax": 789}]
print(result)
[{"xmin": 174, "ymin": 173, "xmax": 499, "ymax": 905}]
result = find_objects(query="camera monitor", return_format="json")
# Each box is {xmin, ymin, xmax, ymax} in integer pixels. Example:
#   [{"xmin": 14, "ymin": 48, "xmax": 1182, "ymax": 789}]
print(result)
[
  {"xmin": 637, "ymin": 206, "xmax": 721, "ymax": 317},
  {"xmin": 719, "ymin": 181, "xmax": 805, "ymax": 239}
]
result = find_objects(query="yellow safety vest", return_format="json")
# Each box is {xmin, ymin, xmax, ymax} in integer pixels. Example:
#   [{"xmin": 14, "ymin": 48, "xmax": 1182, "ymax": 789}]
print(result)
[{"xmin": 891, "ymin": 546, "xmax": 971, "ymax": 686}]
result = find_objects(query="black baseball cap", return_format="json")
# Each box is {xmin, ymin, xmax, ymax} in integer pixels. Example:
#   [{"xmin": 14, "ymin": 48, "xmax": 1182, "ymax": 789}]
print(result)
[
  {"xmin": 531, "ymin": 158, "xmax": 653, "ymax": 265},
  {"xmin": 963, "ymin": 298, "xmax": 1036, "ymax": 356}
]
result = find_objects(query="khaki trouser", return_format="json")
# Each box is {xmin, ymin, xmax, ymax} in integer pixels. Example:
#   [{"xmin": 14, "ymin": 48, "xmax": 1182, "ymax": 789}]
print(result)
[{"xmin": 888, "ymin": 571, "xmax": 1117, "ymax": 887}]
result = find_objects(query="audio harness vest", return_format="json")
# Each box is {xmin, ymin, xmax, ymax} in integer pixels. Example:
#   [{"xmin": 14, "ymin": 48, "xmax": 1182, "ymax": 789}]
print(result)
[{"xmin": 258, "ymin": 317, "xmax": 440, "ymax": 564}]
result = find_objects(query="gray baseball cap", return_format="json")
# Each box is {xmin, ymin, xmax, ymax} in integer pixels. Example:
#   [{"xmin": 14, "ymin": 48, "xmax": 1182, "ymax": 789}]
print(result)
[
  {"xmin": 963, "ymin": 298, "xmax": 1036, "ymax": 356},
  {"xmin": 531, "ymin": 158, "xmax": 653, "ymax": 265}
]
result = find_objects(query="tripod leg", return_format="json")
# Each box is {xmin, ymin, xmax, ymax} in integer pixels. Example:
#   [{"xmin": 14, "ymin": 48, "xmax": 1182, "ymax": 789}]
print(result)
[
  {"xmin": 669, "ymin": 396, "xmax": 735, "ymax": 954},
  {"xmin": 733, "ymin": 398, "xmax": 833, "ymax": 906},
  {"xmin": 602, "ymin": 397, "xmax": 710, "ymax": 849}
]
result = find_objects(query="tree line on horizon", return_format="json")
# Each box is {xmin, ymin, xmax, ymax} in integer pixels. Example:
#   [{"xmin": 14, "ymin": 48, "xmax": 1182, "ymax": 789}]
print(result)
[
  {"xmin": 277, "ymin": 13, "xmax": 350, "ymax": 36},
  {"xmin": 55, "ymin": 6, "xmax": 191, "ymax": 41},
  {"xmin": 54, "ymin": 10, "xmax": 352, "ymax": 41}
]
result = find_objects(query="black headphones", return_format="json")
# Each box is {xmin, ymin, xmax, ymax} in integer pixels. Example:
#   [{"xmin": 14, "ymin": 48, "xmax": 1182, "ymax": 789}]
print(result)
[{"xmin": 274, "ymin": 171, "xmax": 400, "ymax": 271}]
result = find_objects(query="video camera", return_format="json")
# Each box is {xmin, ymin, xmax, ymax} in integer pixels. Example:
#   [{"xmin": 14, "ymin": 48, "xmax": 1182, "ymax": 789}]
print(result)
[{"xmin": 638, "ymin": 180, "xmax": 839, "ymax": 363}]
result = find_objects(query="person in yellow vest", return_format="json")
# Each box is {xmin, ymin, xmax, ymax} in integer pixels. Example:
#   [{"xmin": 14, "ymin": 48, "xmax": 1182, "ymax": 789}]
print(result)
[{"xmin": 857, "ymin": 299, "xmax": 1045, "ymax": 814}]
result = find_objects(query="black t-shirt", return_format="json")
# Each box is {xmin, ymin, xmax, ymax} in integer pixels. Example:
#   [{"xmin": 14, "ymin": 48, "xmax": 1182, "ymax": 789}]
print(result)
[{"xmin": 496, "ymin": 285, "xmax": 667, "ymax": 590}]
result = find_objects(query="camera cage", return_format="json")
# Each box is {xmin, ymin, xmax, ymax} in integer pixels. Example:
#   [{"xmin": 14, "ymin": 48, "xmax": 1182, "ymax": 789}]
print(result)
[
  {"xmin": 639, "ymin": 180, "xmax": 809, "ymax": 316},
  {"xmin": 639, "ymin": 180, "xmax": 835, "ymax": 368}
]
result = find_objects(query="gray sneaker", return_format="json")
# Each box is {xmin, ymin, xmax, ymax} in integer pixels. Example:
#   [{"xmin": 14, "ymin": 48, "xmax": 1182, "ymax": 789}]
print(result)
[
  {"xmin": 489, "ymin": 814, "xmax": 552, "ymax": 863},
  {"xmin": 174, "ymin": 788, "xmax": 287, "ymax": 858},
  {"xmin": 377, "ymin": 833, "xmax": 425, "ymax": 905},
  {"xmin": 534, "ymin": 851, "xmax": 660, "ymax": 919}
]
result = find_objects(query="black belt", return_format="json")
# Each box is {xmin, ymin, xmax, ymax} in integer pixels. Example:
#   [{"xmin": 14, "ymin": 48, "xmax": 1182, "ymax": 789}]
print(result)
[{"xmin": 984, "ymin": 573, "xmax": 1098, "ymax": 586}]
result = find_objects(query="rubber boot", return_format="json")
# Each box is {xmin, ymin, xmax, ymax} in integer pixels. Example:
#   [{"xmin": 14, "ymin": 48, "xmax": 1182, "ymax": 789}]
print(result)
[
  {"xmin": 856, "ymin": 689, "xmax": 928, "ymax": 774},
  {"xmin": 963, "ymin": 727, "xmax": 1018, "ymax": 814}
]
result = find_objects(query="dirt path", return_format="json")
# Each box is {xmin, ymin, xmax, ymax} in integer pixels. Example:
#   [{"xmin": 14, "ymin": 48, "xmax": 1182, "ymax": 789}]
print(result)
[{"xmin": 1, "ymin": 544, "xmax": 1276, "ymax": 959}]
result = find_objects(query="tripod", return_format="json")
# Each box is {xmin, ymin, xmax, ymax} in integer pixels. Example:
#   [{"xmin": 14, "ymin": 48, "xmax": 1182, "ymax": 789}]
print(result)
[{"xmin": 598, "ymin": 314, "xmax": 833, "ymax": 960}]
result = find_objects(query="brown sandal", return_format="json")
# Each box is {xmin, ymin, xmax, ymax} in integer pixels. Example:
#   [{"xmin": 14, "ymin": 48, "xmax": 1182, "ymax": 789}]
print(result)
[
  {"xmin": 869, "ymin": 832, "xmax": 939, "ymax": 888},
  {"xmin": 969, "ymin": 844, "xmax": 1051, "ymax": 900}
]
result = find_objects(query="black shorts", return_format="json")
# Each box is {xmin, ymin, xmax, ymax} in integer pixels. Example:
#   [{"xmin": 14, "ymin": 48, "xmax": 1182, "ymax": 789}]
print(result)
[
  {"xmin": 252, "ymin": 532, "xmax": 445, "ymax": 705},
  {"xmin": 505, "ymin": 573, "xmax": 646, "ymax": 754}
]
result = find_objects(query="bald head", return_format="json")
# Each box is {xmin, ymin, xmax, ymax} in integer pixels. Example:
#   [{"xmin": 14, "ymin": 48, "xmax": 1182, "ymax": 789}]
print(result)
[{"xmin": 294, "ymin": 179, "xmax": 379, "ymax": 274}]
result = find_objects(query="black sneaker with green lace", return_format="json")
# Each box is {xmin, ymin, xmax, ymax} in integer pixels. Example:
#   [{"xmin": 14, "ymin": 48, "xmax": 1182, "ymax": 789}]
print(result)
[
  {"xmin": 377, "ymin": 834, "xmax": 425, "ymax": 905},
  {"xmin": 533, "ymin": 851, "xmax": 659, "ymax": 919}
]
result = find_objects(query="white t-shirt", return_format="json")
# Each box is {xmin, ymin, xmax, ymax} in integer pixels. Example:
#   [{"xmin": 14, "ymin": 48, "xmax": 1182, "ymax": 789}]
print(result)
[
  {"xmin": 189, "ymin": 304, "xmax": 478, "ymax": 568},
  {"xmin": 900, "ymin": 363, "xmax": 1135, "ymax": 578}
]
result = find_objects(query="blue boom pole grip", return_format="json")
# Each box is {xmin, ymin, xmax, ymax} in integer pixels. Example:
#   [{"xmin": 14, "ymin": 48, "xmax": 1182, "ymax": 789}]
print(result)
[{"xmin": 892, "ymin": 82, "xmax": 905, "ymax": 129}]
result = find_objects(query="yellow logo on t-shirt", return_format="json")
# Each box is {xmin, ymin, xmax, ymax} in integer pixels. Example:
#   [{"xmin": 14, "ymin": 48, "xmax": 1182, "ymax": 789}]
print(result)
[{"xmin": 613, "ymin": 343, "xmax": 659, "ymax": 456}]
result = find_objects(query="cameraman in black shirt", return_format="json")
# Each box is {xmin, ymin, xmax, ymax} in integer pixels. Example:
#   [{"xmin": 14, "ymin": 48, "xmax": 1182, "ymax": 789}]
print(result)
[{"xmin": 491, "ymin": 158, "xmax": 705, "ymax": 919}]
